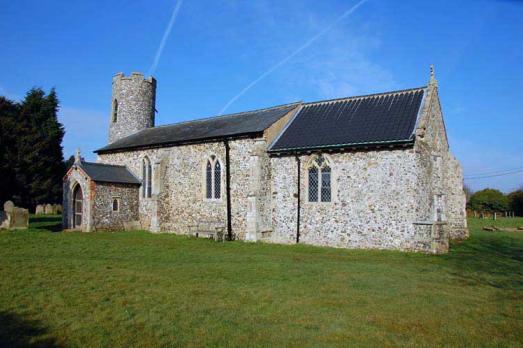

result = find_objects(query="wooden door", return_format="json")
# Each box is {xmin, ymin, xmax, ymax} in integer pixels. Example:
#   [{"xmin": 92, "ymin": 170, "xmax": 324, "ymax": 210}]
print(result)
[{"xmin": 73, "ymin": 185, "xmax": 83, "ymax": 228}]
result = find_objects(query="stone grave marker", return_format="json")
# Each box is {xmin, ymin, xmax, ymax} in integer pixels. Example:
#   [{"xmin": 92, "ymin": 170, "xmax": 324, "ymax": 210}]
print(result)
[
  {"xmin": 35, "ymin": 204, "xmax": 45, "ymax": 215},
  {"xmin": 44, "ymin": 204, "xmax": 53, "ymax": 215},
  {"xmin": 4, "ymin": 200, "xmax": 15, "ymax": 213},
  {"xmin": 10, "ymin": 207, "xmax": 29, "ymax": 229},
  {"xmin": 53, "ymin": 204, "xmax": 63, "ymax": 214}
]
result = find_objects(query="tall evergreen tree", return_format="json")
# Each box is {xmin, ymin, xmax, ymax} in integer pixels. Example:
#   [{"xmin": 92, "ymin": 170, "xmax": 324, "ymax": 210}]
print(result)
[
  {"xmin": 0, "ymin": 88, "xmax": 65, "ymax": 209},
  {"xmin": 19, "ymin": 88, "xmax": 65, "ymax": 208},
  {"xmin": 0, "ymin": 97, "xmax": 21, "ymax": 205}
]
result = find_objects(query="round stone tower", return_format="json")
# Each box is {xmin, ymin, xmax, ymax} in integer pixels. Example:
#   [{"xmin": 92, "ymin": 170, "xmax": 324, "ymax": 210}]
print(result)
[{"xmin": 108, "ymin": 72, "xmax": 156, "ymax": 143}]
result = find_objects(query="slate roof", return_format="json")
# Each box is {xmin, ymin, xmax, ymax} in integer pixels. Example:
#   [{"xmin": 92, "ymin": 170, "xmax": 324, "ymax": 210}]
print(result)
[
  {"xmin": 96, "ymin": 103, "xmax": 300, "ymax": 153},
  {"xmin": 269, "ymin": 87, "xmax": 426, "ymax": 153},
  {"xmin": 79, "ymin": 161, "xmax": 141, "ymax": 185}
]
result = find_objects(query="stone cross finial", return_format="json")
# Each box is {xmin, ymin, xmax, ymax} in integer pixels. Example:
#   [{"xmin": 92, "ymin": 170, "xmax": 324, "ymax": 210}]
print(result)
[
  {"xmin": 75, "ymin": 148, "xmax": 81, "ymax": 164},
  {"xmin": 429, "ymin": 64, "xmax": 437, "ymax": 86}
]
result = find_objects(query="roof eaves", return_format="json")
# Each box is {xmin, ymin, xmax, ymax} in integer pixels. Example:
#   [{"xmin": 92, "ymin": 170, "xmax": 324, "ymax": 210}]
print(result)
[
  {"xmin": 81, "ymin": 161, "xmax": 128, "ymax": 169},
  {"xmin": 95, "ymin": 131, "xmax": 265, "ymax": 154},
  {"xmin": 91, "ymin": 179, "xmax": 142, "ymax": 186},
  {"xmin": 141, "ymin": 101, "xmax": 303, "ymax": 131},
  {"xmin": 268, "ymin": 138, "xmax": 415, "ymax": 154}
]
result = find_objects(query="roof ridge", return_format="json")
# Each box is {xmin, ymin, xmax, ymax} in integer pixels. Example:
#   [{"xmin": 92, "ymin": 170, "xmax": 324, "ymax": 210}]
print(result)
[
  {"xmin": 81, "ymin": 161, "xmax": 127, "ymax": 168},
  {"xmin": 151, "ymin": 101, "xmax": 303, "ymax": 130},
  {"xmin": 304, "ymin": 86, "xmax": 427, "ymax": 106}
]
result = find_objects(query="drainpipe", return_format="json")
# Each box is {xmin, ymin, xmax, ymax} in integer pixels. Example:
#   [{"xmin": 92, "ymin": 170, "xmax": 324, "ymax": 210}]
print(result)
[
  {"xmin": 295, "ymin": 155, "xmax": 301, "ymax": 244},
  {"xmin": 224, "ymin": 140, "xmax": 233, "ymax": 240}
]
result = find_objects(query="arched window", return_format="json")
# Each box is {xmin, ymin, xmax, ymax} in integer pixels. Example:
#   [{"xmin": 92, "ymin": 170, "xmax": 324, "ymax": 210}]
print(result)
[
  {"xmin": 308, "ymin": 154, "xmax": 332, "ymax": 202},
  {"xmin": 112, "ymin": 99, "xmax": 118, "ymax": 123},
  {"xmin": 142, "ymin": 157, "xmax": 152, "ymax": 198},
  {"xmin": 112, "ymin": 198, "xmax": 119, "ymax": 212},
  {"xmin": 205, "ymin": 155, "xmax": 221, "ymax": 200}
]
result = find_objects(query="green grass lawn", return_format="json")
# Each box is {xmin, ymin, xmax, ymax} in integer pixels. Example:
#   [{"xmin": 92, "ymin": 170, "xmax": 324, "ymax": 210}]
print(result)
[{"xmin": 0, "ymin": 216, "xmax": 522, "ymax": 347}]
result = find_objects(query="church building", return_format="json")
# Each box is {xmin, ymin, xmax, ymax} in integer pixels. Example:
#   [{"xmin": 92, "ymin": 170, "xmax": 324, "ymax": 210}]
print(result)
[{"xmin": 63, "ymin": 68, "xmax": 467, "ymax": 253}]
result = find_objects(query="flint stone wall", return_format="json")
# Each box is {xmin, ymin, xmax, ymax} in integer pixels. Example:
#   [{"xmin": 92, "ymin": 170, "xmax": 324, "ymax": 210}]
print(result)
[
  {"xmin": 444, "ymin": 154, "xmax": 467, "ymax": 239},
  {"xmin": 270, "ymin": 149, "xmax": 438, "ymax": 251},
  {"xmin": 415, "ymin": 84, "xmax": 468, "ymax": 243},
  {"xmin": 97, "ymin": 137, "xmax": 270, "ymax": 238},
  {"xmin": 91, "ymin": 182, "xmax": 139, "ymax": 230}
]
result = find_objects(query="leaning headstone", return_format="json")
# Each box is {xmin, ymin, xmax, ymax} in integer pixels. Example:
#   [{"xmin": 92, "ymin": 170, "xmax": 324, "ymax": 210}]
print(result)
[
  {"xmin": 44, "ymin": 204, "xmax": 53, "ymax": 215},
  {"xmin": 10, "ymin": 207, "xmax": 29, "ymax": 229},
  {"xmin": 3, "ymin": 200, "xmax": 15, "ymax": 213},
  {"xmin": 35, "ymin": 204, "xmax": 45, "ymax": 215}
]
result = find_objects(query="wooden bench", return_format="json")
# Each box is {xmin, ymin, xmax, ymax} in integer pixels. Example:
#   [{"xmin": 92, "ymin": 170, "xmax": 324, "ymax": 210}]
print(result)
[{"xmin": 189, "ymin": 222, "xmax": 226, "ymax": 242}]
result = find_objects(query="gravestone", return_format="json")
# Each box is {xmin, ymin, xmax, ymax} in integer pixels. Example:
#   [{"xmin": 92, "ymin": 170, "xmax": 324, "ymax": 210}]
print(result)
[
  {"xmin": 54, "ymin": 204, "xmax": 63, "ymax": 214},
  {"xmin": 10, "ymin": 207, "xmax": 29, "ymax": 229},
  {"xmin": 35, "ymin": 204, "xmax": 45, "ymax": 215},
  {"xmin": 4, "ymin": 200, "xmax": 15, "ymax": 213},
  {"xmin": 44, "ymin": 204, "xmax": 53, "ymax": 215},
  {"xmin": 0, "ymin": 203, "xmax": 28, "ymax": 230}
]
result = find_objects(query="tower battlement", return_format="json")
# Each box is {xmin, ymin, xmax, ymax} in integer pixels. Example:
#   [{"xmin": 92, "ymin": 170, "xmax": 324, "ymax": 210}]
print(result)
[{"xmin": 112, "ymin": 72, "xmax": 156, "ymax": 85}]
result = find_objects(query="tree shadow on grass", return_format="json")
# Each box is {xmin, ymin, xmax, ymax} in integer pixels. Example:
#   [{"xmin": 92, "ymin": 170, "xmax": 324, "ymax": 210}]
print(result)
[
  {"xmin": 29, "ymin": 217, "xmax": 61, "ymax": 224},
  {"xmin": 444, "ymin": 233, "xmax": 523, "ymax": 290},
  {"xmin": 34, "ymin": 223, "xmax": 62, "ymax": 233},
  {"xmin": 30, "ymin": 216, "xmax": 62, "ymax": 233},
  {"xmin": 0, "ymin": 311, "xmax": 62, "ymax": 347}
]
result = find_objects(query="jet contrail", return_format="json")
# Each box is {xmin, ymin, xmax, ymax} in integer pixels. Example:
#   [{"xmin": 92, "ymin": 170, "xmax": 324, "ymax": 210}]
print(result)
[
  {"xmin": 218, "ymin": 0, "xmax": 369, "ymax": 115},
  {"xmin": 147, "ymin": 0, "xmax": 184, "ymax": 76}
]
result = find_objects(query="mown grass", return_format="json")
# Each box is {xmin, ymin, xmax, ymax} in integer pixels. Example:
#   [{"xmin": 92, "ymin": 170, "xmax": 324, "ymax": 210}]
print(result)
[{"xmin": 0, "ymin": 216, "xmax": 521, "ymax": 347}]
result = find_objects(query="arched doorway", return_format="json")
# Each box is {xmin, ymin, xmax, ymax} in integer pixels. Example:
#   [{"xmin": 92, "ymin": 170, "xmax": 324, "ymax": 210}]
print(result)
[{"xmin": 73, "ymin": 185, "xmax": 83, "ymax": 228}]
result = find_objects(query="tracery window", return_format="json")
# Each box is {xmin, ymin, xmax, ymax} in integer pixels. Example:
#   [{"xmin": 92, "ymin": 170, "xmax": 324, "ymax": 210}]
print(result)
[
  {"xmin": 308, "ymin": 154, "xmax": 332, "ymax": 203},
  {"xmin": 205, "ymin": 155, "xmax": 221, "ymax": 200},
  {"xmin": 142, "ymin": 157, "xmax": 152, "ymax": 198}
]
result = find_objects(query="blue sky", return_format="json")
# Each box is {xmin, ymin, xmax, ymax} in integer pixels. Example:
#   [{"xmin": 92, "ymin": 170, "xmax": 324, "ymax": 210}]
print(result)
[{"xmin": 1, "ymin": 0, "xmax": 522, "ymax": 192}]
